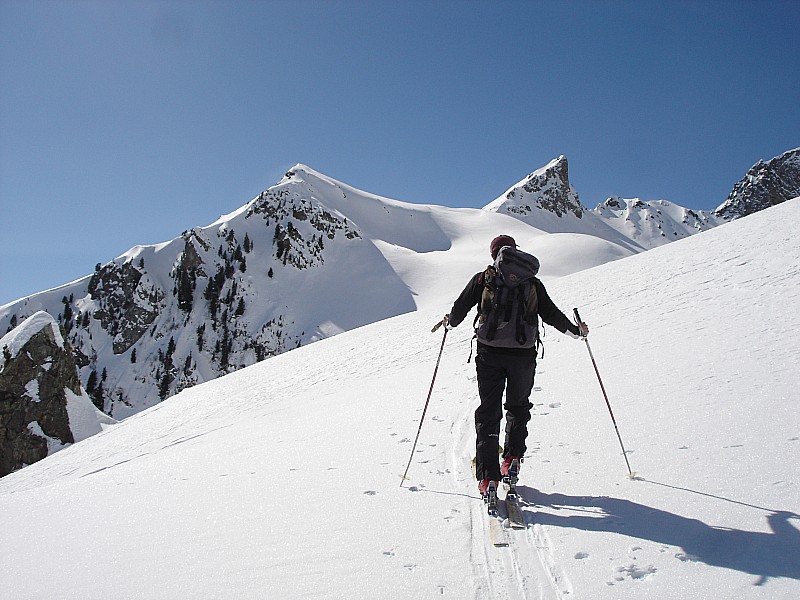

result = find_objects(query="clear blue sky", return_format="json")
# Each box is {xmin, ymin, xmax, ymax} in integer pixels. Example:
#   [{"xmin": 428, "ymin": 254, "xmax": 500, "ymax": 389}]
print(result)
[{"xmin": 1, "ymin": 0, "xmax": 798, "ymax": 306}]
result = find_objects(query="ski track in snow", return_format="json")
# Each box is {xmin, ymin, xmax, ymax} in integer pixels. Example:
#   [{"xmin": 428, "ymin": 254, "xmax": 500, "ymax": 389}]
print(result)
[{"xmin": 445, "ymin": 370, "xmax": 568, "ymax": 600}]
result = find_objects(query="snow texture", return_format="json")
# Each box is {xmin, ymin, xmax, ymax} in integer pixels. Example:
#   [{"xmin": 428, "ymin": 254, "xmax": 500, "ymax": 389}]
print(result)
[{"xmin": 1, "ymin": 197, "xmax": 798, "ymax": 599}]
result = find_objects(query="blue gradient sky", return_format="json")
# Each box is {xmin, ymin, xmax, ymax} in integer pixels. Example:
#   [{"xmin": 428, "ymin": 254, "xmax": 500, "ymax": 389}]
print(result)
[{"xmin": 1, "ymin": 0, "xmax": 798, "ymax": 305}]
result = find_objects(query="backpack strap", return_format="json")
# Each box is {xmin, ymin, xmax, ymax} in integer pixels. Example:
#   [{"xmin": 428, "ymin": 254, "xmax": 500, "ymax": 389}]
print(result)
[{"xmin": 474, "ymin": 265, "xmax": 496, "ymax": 328}]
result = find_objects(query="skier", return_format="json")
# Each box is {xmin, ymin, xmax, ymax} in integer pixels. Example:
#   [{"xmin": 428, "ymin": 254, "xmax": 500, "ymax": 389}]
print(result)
[{"xmin": 443, "ymin": 235, "xmax": 588, "ymax": 503}]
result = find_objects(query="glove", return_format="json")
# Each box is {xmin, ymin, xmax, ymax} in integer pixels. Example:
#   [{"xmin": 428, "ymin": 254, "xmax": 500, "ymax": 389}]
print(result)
[{"xmin": 567, "ymin": 321, "xmax": 589, "ymax": 339}]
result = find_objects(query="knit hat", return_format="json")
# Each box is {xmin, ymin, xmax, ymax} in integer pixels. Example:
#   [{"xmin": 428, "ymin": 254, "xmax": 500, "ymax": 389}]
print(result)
[{"xmin": 490, "ymin": 235, "xmax": 516, "ymax": 259}]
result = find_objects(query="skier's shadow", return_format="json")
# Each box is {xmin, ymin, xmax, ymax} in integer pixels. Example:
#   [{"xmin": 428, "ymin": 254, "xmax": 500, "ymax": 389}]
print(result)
[{"xmin": 515, "ymin": 484, "xmax": 800, "ymax": 586}]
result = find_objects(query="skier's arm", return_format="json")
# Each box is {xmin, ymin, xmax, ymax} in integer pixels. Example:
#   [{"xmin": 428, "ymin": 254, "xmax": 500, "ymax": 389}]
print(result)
[
  {"xmin": 535, "ymin": 279, "xmax": 582, "ymax": 336},
  {"xmin": 447, "ymin": 273, "xmax": 482, "ymax": 328}
]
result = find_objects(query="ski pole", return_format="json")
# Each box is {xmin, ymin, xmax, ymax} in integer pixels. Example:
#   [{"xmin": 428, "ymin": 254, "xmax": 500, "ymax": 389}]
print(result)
[
  {"xmin": 400, "ymin": 320, "xmax": 449, "ymax": 486},
  {"xmin": 573, "ymin": 308, "xmax": 635, "ymax": 479}
]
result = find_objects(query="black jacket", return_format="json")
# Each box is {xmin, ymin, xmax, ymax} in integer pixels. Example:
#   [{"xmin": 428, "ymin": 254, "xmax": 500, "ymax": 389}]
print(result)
[{"xmin": 449, "ymin": 271, "xmax": 580, "ymax": 354}]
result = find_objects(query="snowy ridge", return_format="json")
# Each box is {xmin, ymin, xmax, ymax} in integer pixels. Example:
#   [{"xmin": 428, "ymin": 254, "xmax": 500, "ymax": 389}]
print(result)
[
  {"xmin": 482, "ymin": 156, "xmax": 712, "ymax": 252},
  {"xmin": 1, "ymin": 199, "xmax": 798, "ymax": 598},
  {"xmin": 0, "ymin": 161, "xmax": 636, "ymax": 419},
  {"xmin": 589, "ymin": 196, "xmax": 723, "ymax": 249}
]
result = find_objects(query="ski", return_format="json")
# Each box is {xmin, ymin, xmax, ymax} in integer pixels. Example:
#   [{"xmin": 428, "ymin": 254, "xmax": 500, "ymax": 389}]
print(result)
[
  {"xmin": 483, "ymin": 480, "xmax": 509, "ymax": 546},
  {"xmin": 489, "ymin": 514, "xmax": 509, "ymax": 546},
  {"xmin": 502, "ymin": 458, "xmax": 526, "ymax": 529},
  {"xmin": 504, "ymin": 487, "xmax": 526, "ymax": 529}
]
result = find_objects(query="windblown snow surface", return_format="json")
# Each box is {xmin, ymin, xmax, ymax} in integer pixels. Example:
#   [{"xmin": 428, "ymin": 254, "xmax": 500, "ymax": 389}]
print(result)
[{"xmin": 1, "ymin": 199, "xmax": 799, "ymax": 599}]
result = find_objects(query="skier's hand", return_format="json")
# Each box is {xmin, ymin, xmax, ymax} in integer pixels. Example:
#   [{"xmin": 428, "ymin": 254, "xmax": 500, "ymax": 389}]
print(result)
[
  {"xmin": 432, "ymin": 315, "xmax": 450, "ymax": 333},
  {"xmin": 578, "ymin": 321, "xmax": 589, "ymax": 338}
]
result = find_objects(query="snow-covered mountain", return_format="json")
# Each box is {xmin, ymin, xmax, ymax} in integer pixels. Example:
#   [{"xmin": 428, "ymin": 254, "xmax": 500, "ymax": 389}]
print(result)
[
  {"xmin": 482, "ymin": 155, "xmax": 722, "ymax": 251},
  {"xmin": 716, "ymin": 147, "xmax": 800, "ymax": 220},
  {"xmin": 0, "ymin": 162, "xmax": 636, "ymax": 421},
  {"xmin": 1, "ymin": 197, "xmax": 797, "ymax": 599},
  {"xmin": 1, "ymin": 151, "xmax": 782, "ymax": 432},
  {"xmin": 589, "ymin": 196, "xmax": 722, "ymax": 249}
]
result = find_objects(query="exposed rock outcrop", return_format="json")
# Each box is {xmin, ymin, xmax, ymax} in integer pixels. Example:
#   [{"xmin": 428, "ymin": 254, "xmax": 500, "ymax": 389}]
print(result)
[
  {"xmin": 715, "ymin": 147, "xmax": 800, "ymax": 220},
  {"xmin": 0, "ymin": 313, "xmax": 105, "ymax": 476},
  {"xmin": 485, "ymin": 155, "xmax": 584, "ymax": 220}
]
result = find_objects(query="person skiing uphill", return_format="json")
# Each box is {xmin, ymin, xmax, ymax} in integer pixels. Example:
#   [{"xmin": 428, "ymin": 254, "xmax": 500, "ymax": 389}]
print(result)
[{"xmin": 443, "ymin": 234, "xmax": 589, "ymax": 503}]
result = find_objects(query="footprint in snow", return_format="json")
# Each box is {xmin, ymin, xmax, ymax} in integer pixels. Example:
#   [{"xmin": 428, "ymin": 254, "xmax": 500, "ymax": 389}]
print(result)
[
  {"xmin": 612, "ymin": 564, "xmax": 656, "ymax": 581},
  {"xmin": 574, "ymin": 552, "xmax": 589, "ymax": 560}
]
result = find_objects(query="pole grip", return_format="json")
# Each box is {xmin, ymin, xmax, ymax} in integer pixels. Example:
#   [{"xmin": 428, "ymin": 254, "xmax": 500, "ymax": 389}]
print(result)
[{"xmin": 573, "ymin": 307, "xmax": 583, "ymax": 325}]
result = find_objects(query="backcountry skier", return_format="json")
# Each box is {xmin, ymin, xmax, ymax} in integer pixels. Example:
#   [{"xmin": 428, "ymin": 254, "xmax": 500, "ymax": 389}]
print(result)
[{"xmin": 442, "ymin": 235, "xmax": 588, "ymax": 505}]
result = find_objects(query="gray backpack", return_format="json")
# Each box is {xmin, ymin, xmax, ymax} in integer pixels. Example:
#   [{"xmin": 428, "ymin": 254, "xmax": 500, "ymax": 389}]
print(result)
[{"xmin": 475, "ymin": 246, "xmax": 540, "ymax": 348}]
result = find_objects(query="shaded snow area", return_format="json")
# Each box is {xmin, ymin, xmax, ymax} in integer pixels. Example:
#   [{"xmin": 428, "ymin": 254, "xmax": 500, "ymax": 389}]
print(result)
[{"xmin": 1, "ymin": 200, "xmax": 799, "ymax": 599}]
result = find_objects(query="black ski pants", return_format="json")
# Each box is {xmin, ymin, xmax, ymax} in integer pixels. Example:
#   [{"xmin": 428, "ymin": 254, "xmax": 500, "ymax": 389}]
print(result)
[{"xmin": 474, "ymin": 348, "xmax": 536, "ymax": 482}]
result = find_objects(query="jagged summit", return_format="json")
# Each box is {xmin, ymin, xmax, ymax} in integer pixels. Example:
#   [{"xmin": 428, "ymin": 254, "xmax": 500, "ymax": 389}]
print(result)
[
  {"xmin": 715, "ymin": 147, "xmax": 800, "ymax": 220},
  {"xmin": 484, "ymin": 155, "xmax": 584, "ymax": 222}
]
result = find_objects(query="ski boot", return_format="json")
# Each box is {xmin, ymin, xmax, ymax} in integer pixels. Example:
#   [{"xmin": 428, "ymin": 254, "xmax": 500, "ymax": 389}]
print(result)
[
  {"xmin": 501, "ymin": 456, "xmax": 520, "ymax": 488},
  {"xmin": 479, "ymin": 479, "xmax": 499, "ymax": 516}
]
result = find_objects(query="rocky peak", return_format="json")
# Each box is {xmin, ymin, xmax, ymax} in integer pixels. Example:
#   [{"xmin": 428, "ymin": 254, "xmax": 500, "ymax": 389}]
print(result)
[
  {"xmin": 484, "ymin": 156, "xmax": 584, "ymax": 220},
  {"xmin": 0, "ymin": 312, "xmax": 78, "ymax": 476},
  {"xmin": 715, "ymin": 147, "xmax": 800, "ymax": 220}
]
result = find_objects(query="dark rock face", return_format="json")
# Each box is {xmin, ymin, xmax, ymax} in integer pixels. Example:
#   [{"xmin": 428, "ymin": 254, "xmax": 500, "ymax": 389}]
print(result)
[
  {"xmin": 0, "ymin": 321, "xmax": 78, "ymax": 477},
  {"xmin": 88, "ymin": 261, "xmax": 165, "ymax": 355},
  {"xmin": 715, "ymin": 148, "xmax": 800, "ymax": 220},
  {"xmin": 502, "ymin": 156, "xmax": 584, "ymax": 219}
]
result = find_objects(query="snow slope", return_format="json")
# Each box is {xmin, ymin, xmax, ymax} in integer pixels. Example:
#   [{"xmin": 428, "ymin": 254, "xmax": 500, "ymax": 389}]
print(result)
[{"xmin": 1, "ymin": 198, "xmax": 798, "ymax": 599}]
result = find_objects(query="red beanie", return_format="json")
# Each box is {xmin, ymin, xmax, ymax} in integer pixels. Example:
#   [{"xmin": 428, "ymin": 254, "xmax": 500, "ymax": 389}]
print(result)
[{"xmin": 490, "ymin": 235, "xmax": 516, "ymax": 259}]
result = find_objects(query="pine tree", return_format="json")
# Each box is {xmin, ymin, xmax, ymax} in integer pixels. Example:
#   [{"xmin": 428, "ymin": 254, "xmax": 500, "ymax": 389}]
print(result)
[
  {"xmin": 159, "ymin": 372, "xmax": 171, "ymax": 400},
  {"xmin": 91, "ymin": 382, "xmax": 104, "ymax": 411},
  {"xmin": 86, "ymin": 370, "xmax": 98, "ymax": 394},
  {"xmin": 177, "ymin": 267, "xmax": 193, "ymax": 312}
]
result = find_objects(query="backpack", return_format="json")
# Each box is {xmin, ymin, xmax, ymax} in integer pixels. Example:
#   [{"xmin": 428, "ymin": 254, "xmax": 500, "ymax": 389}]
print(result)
[{"xmin": 475, "ymin": 246, "xmax": 541, "ymax": 349}]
